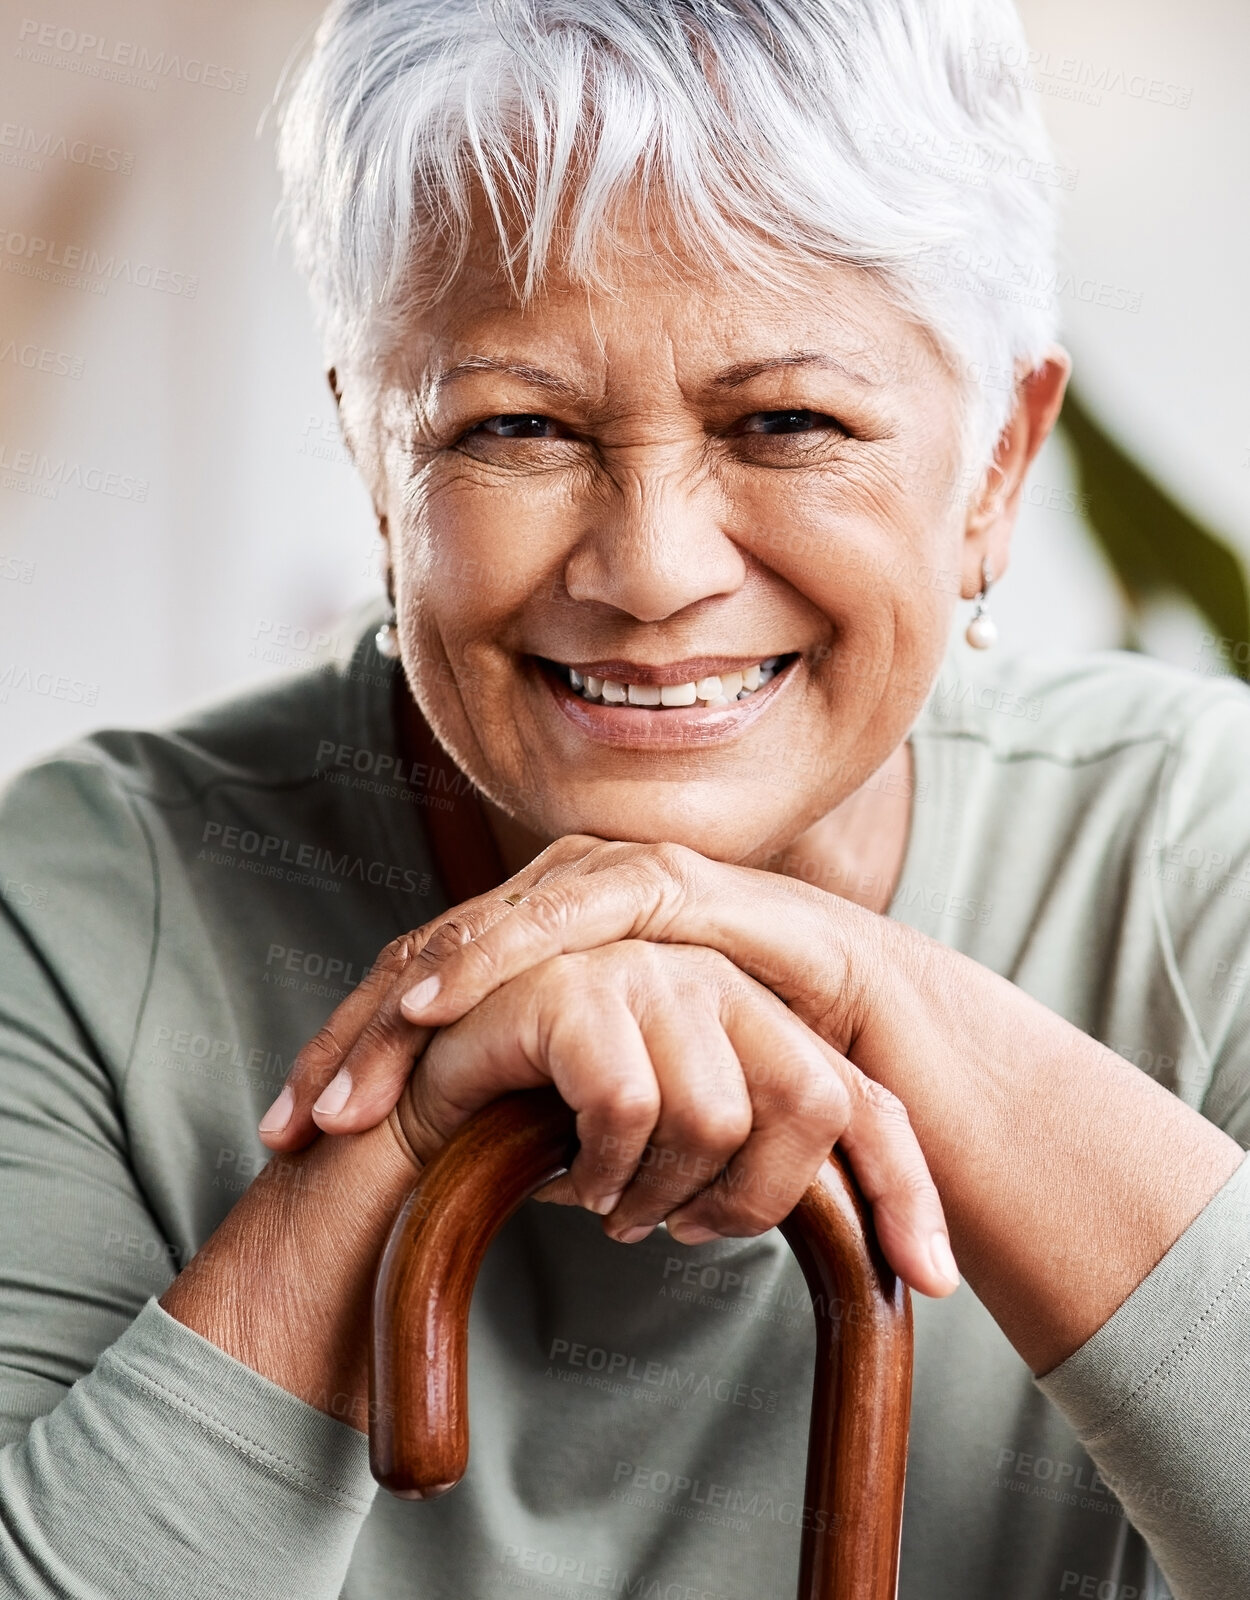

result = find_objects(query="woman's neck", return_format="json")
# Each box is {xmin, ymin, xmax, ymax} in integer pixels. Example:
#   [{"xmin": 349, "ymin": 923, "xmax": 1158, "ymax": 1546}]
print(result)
[{"xmin": 763, "ymin": 742, "xmax": 914, "ymax": 915}]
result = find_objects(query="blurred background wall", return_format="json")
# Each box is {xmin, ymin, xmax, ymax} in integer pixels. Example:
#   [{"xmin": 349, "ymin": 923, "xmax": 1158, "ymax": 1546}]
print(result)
[{"xmin": 0, "ymin": 0, "xmax": 1247, "ymax": 778}]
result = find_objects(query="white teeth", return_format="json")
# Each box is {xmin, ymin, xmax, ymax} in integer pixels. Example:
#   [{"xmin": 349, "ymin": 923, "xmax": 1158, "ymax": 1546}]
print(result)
[
  {"xmin": 565, "ymin": 657, "xmax": 787, "ymax": 708},
  {"xmin": 719, "ymin": 670, "xmax": 744, "ymax": 699}
]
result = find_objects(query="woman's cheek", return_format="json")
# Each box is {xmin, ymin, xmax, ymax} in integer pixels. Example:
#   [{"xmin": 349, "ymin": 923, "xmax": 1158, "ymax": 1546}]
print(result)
[
  {"xmin": 386, "ymin": 508, "xmax": 530, "ymax": 777},
  {"xmin": 420, "ymin": 461, "xmax": 578, "ymax": 591}
]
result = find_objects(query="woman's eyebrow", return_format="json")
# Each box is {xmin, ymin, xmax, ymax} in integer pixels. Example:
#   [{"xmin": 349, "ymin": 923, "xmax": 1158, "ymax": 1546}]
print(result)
[
  {"xmin": 428, "ymin": 351, "xmax": 881, "ymax": 400},
  {"xmin": 712, "ymin": 351, "xmax": 880, "ymax": 389},
  {"xmin": 431, "ymin": 355, "xmax": 587, "ymax": 401}
]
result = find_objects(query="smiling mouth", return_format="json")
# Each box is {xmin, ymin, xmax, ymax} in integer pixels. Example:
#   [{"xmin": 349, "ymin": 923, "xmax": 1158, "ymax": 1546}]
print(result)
[{"xmin": 539, "ymin": 654, "xmax": 798, "ymax": 708}]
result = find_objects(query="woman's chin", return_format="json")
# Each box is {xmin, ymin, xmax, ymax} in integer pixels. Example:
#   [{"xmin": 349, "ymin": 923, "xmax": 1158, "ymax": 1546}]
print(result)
[{"xmin": 512, "ymin": 785, "xmax": 805, "ymax": 864}]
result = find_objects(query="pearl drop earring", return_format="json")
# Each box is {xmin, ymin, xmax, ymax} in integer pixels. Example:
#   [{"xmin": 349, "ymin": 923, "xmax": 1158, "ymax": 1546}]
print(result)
[
  {"xmin": 375, "ymin": 616, "xmax": 401, "ymax": 659},
  {"xmin": 965, "ymin": 558, "xmax": 998, "ymax": 650}
]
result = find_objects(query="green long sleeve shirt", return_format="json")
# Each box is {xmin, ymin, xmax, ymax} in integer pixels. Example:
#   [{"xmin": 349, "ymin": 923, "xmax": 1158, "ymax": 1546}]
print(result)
[{"xmin": 0, "ymin": 621, "xmax": 1248, "ymax": 1599}]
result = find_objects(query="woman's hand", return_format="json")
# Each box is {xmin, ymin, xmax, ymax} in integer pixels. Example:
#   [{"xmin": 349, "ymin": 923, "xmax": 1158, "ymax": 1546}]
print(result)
[
  {"xmin": 259, "ymin": 836, "xmax": 876, "ymax": 1156},
  {"xmin": 261, "ymin": 837, "xmax": 906, "ymax": 1170},
  {"xmin": 261, "ymin": 920, "xmax": 960, "ymax": 1298},
  {"xmin": 403, "ymin": 940, "xmax": 956, "ymax": 1290},
  {"xmin": 260, "ymin": 833, "xmax": 1246, "ymax": 1374}
]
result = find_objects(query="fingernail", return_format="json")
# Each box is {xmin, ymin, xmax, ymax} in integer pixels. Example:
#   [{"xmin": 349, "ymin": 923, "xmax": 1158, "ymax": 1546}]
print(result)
[
  {"xmin": 616, "ymin": 1224, "xmax": 655, "ymax": 1244},
  {"xmin": 312, "ymin": 1068, "xmax": 352, "ymax": 1118},
  {"xmin": 258, "ymin": 1086, "xmax": 294, "ymax": 1136},
  {"xmin": 667, "ymin": 1222, "xmax": 721, "ymax": 1246},
  {"xmin": 589, "ymin": 1189, "xmax": 625, "ymax": 1216},
  {"xmin": 401, "ymin": 975, "xmax": 441, "ymax": 1018},
  {"xmin": 929, "ymin": 1231, "xmax": 960, "ymax": 1289}
]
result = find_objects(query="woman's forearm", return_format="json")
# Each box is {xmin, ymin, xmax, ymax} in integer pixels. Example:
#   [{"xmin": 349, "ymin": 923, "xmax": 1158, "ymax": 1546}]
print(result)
[
  {"xmin": 863, "ymin": 922, "xmax": 1244, "ymax": 1374},
  {"xmin": 160, "ymin": 1119, "xmax": 420, "ymax": 1430}
]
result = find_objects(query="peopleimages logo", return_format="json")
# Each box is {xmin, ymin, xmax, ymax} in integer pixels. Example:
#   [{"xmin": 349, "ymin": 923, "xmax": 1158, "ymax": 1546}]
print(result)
[
  {"xmin": 913, "ymin": 244, "xmax": 1143, "ymax": 315},
  {"xmin": 0, "ymin": 121, "xmax": 134, "ymax": 174},
  {"xmin": 0, "ymin": 440, "xmax": 148, "ymax": 501},
  {"xmin": 0, "ymin": 339, "xmax": 83, "ymax": 379},
  {"xmin": 15, "ymin": 20, "xmax": 248, "ymax": 95},
  {"xmin": 0, "ymin": 228, "xmax": 197, "ymax": 298},
  {"xmin": 966, "ymin": 39, "xmax": 1192, "ymax": 110},
  {"xmin": 0, "ymin": 662, "xmax": 99, "ymax": 706},
  {"xmin": 198, "ymin": 820, "xmax": 432, "ymax": 898}
]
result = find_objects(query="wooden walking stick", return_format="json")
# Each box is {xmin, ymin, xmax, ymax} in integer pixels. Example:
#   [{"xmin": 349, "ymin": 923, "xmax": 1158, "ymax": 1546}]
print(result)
[{"xmin": 371, "ymin": 1087, "xmax": 913, "ymax": 1600}]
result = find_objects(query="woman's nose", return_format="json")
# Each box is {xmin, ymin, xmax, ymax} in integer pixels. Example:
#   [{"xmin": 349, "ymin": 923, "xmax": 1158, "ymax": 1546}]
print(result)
[{"xmin": 560, "ymin": 459, "xmax": 746, "ymax": 623}]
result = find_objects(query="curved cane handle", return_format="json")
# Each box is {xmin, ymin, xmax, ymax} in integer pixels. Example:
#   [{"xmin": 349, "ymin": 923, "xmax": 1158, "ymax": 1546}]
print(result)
[{"xmin": 371, "ymin": 1087, "xmax": 913, "ymax": 1600}]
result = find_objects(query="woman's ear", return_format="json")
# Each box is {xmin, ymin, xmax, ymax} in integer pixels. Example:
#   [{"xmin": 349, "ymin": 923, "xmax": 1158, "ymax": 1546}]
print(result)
[
  {"xmin": 962, "ymin": 347, "xmax": 1071, "ymax": 596},
  {"xmin": 326, "ymin": 366, "xmax": 391, "ymax": 545}
]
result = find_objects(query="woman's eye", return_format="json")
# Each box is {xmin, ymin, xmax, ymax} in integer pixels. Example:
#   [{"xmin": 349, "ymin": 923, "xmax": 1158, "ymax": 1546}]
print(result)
[
  {"xmin": 471, "ymin": 414, "xmax": 563, "ymax": 439},
  {"xmin": 738, "ymin": 409, "xmax": 840, "ymax": 435}
]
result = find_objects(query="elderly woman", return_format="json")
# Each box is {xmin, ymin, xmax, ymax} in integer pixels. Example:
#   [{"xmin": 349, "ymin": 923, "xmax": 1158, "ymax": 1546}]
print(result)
[{"xmin": 0, "ymin": 0, "xmax": 1246, "ymax": 1596}]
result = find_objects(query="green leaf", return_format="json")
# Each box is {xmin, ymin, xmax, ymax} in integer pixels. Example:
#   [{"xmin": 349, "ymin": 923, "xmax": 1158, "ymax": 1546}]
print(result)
[{"xmin": 1058, "ymin": 388, "xmax": 1250, "ymax": 678}]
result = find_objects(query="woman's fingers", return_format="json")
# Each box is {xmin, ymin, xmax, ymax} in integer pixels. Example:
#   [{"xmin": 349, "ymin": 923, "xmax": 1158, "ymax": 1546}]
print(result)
[
  {"xmin": 404, "ymin": 958, "xmax": 662, "ymax": 1218},
  {"xmin": 590, "ymin": 960, "xmax": 754, "ymax": 1239},
  {"xmin": 397, "ymin": 838, "xmax": 694, "ymax": 1024},
  {"xmin": 395, "ymin": 838, "xmax": 864, "ymax": 1051},
  {"xmin": 659, "ymin": 984, "xmax": 852, "ymax": 1241},
  {"xmin": 307, "ymin": 969, "xmax": 432, "ymax": 1135},
  {"xmin": 257, "ymin": 935, "xmax": 417, "ymax": 1151},
  {"xmin": 257, "ymin": 879, "xmax": 559, "ymax": 1148},
  {"xmin": 833, "ymin": 1069, "xmax": 960, "ymax": 1297},
  {"xmin": 550, "ymin": 1005, "xmax": 662, "ymax": 1216},
  {"xmin": 657, "ymin": 985, "xmax": 958, "ymax": 1299},
  {"xmin": 269, "ymin": 920, "xmax": 956, "ymax": 1302},
  {"xmin": 404, "ymin": 944, "xmax": 752, "ymax": 1224}
]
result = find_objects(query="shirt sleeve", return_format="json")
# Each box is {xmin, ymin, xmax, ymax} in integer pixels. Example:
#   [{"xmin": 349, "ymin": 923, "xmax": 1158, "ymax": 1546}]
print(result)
[
  {"xmin": 0, "ymin": 765, "xmax": 378, "ymax": 1598},
  {"xmin": 0, "ymin": 1298, "xmax": 378, "ymax": 1599},
  {"xmin": 1036, "ymin": 686, "xmax": 1250, "ymax": 1600},
  {"xmin": 1035, "ymin": 1156, "xmax": 1250, "ymax": 1600}
]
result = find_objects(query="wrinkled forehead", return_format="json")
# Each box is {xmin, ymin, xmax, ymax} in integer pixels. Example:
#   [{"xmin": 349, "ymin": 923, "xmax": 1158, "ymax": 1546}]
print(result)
[{"xmin": 374, "ymin": 207, "xmax": 952, "ymax": 407}]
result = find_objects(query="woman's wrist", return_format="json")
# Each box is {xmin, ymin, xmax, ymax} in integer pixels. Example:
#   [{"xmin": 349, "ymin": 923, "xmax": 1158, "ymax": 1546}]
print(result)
[
  {"xmin": 849, "ymin": 916, "xmax": 1243, "ymax": 1369},
  {"xmin": 161, "ymin": 1118, "xmax": 421, "ymax": 1430}
]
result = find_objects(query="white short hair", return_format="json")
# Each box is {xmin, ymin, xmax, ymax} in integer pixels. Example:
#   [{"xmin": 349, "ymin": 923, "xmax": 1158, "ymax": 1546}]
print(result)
[{"xmin": 277, "ymin": 0, "xmax": 1062, "ymax": 462}]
